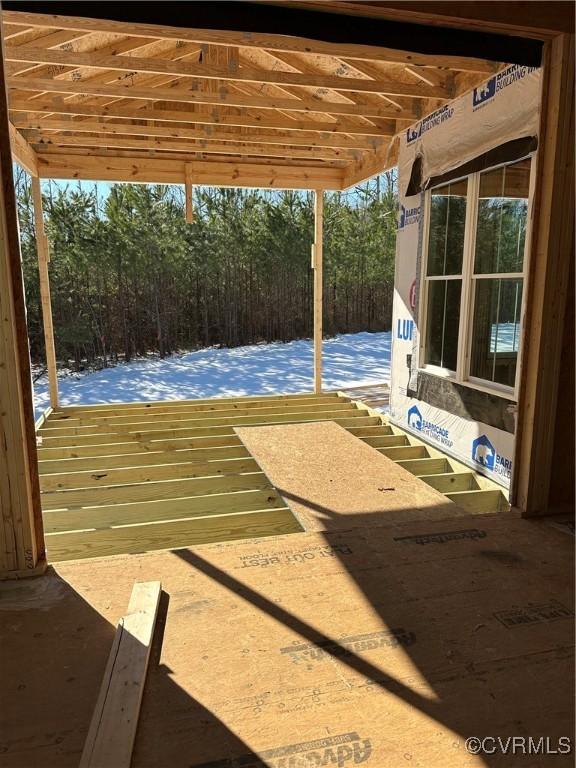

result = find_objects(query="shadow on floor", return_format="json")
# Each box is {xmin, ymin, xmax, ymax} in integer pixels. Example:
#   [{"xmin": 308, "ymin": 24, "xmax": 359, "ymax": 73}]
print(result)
[{"xmin": 1, "ymin": 503, "xmax": 573, "ymax": 767}]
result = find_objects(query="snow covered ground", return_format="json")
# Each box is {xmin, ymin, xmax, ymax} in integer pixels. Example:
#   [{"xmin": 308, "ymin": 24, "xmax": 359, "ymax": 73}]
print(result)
[{"xmin": 33, "ymin": 331, "xmax": 391, "ymax": 418}]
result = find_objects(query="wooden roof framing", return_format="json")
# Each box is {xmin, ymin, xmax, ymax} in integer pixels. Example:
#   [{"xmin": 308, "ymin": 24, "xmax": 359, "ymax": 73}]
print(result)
[{"xmin": 3, "ymin": 9, "xmax": 505, "ymax": 189}]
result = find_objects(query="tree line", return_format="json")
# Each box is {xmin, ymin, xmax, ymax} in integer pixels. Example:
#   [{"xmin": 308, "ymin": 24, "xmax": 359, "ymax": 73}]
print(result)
[{"xmin": 15, "ymin": 168, "xmax": 397, "ymax": 371}]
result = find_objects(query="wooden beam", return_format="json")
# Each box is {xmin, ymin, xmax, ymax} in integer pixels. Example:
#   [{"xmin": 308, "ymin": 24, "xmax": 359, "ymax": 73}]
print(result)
[
  {"xmin": 0, "ymin": 23, "xmax": 45, "ymax": 577},
  {"xmin": 30, "ymin": 175, "xmax": 58, "ymax": 409},
  {"xmin": 43, "ymin": 398, "xmax": 353, "ymax": 426},
  {"xmin": 35, "ymin": 152, "xmax": 345, "ymax": 189},
  {"xmin": 79, "ymin": 581, "xmax": 161, "ymax": 768},
  {"xmin": 6, "ymin": 37, "xmax": 202, "ymax": 80},
  {"xmin": 513, "ymin": 33, "xmax": 575, "ymax": 516},
  {"xmin": 28, "ymin": 132, "xmax": 361, "ymax": 162},
  {"xmin": 37, "ymin": 413, "xmax": 375, "ymax": 451},
  {"xmin": 8, "ymin": 121, "xmax": 37, "ymax": 174},
  {"xmin": 33, "ymin": 144, "xmax": 349, "ymax": 170},
  {"xmin": 184, "ymin": 164, "xmax": 193, "ymax": 223},
  {"xmin": 45, "ymin": 507, "xmax": 302, "ymax": 560},
  {"xmin": 13, "ymin": 117, "xmax": 382, "ymax": 151},
  {"xmin": 40, "ymin": 455, "xmax": 261, "ymax": 491},
  {"xmin": 313, "ymin": 190, "xmax": 323, "ymax": 393},
  {"xmin": 7, "ymin": 69, "xmax": 435, "ymax": 110},
  {"xmin": 4, "ymin": 45, "xmax": 450, "ymax": 98},
  {"xmin": 342, "ymin": 137, "xmax": 399, "ymax": 188},
  {"xmin": 241, "ymin": 47, "xmax": 416, "ymax": 134},
  {"xmin": 2, "ymin": 12, "xmax": 496, "ymax": 72},
  {"xmin": 38, "ymin": 402, "xmax": 356, "ymax": 436},
  {"xmin": 42, "ymin": 488, "xmax": 286, "ymax": 532},
  {"xmin": 8, "ymin": 96, "xmax": 392, "ymax": 137}
]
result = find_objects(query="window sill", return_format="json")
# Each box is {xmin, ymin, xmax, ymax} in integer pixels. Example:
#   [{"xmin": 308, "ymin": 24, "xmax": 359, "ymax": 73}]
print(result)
[
  {"xmin": 420, "ymin": 364, "xmax": 457, "ymax": 380},
  {"xmin": 465, "ymin": 376, "xmax": 517, "ymax": 402}
]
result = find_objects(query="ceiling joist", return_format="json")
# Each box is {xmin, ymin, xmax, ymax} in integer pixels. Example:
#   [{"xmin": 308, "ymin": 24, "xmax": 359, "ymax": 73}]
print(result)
[
  {"xmin": 7, "ymin": 75, "xmax": 420, "ymax": 119},
  {"xmin": 11, "ymin": 118, "xmax": 383, "ymax": 151},
  {"xmin": 26, "ymin": 131, "xmax": 365, "ymax": 162},
  {"xmin": 3, "ymin": 8, "xmax": 506, "ymax": 189},
  {"xmin": 4, "ymin": 45, "xmax": 449, "ymax": 99},
  {"xmin": 8, "ymin": 97, "xmax": 397, "ymax": 136},
  {"xmin": 3, "ymin": 11, "xmax": 498, "ymax": 72}
]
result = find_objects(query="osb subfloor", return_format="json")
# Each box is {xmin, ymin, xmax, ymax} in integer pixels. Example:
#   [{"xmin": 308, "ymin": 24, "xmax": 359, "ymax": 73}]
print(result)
[
  {"xmin": 1, "ymin": 509, "xmax": 573, "ymax": 767},
  {"xmin": 235, "ymin": 421, "xmax": 462, "ymax": 528}
]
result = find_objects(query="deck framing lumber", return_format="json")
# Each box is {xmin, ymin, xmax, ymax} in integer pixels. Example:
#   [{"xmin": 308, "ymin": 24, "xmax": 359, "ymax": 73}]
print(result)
[
  {"xmin": 43, "ymin": 488, "xmax": 287, "ymax": 533},
  {"xmin": 40, "ymin": 455, "xmax": 262, "ymax": 491},
  {"xmin": 46, "ymin": 508, "xmax": 302, "ymax": 561},
  {"xmin": 41, "ymin": 470, "xmax": 272, "ymax": 511},
  {"xmin": 37, "ymin": 394, "xmax": 509, "ymax": 563},
  {"xmin": 37, "ymin": 413, "xmax": 378, "ymax": 449},
  {"xmin": 39, "ymin": 400, "xmax": 357, "ymax": 430},
  {"xmin": 37, "ymin": 444, "xmax": 252, "ymax": 474}
]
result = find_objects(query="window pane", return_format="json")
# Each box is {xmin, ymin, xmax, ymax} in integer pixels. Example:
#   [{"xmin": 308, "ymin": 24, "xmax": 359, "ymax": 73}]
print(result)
[
  {"xmin": 427, "ymin": 178, "xmax": 468, "ymax": 276},
  {"xmin": 425, "ymin": 280, "xmax": 462, "ymax": 371},
  {"xmin": 474, "ymin": 159, "xmax": 531, "ymax": 274},
  {"xmin": 470, "ymin": 278, "xmax": 523, "ymax": 387}
]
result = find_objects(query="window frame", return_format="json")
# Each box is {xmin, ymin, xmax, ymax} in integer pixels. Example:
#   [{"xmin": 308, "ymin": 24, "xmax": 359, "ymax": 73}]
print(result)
[
  {"xmin": 418, "ymin": 171, "xmax": 471, "ymax": 380},
  {"xmin": 418, "ymin": 154, "xmax": 536, "ymax": 400}
]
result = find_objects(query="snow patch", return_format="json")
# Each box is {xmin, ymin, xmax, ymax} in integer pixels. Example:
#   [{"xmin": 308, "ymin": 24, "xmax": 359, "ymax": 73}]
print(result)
[{"xmin": 33, "ymin": 331, "xmax": 391, "ymax": 418}]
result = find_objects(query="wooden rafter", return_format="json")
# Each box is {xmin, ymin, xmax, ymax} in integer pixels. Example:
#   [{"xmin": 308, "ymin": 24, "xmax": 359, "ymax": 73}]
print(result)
[
  {"xmin": 3, "ymin": 11, "xmax": 498, "ymax": 72},
  {"xmin": 4, "ymin": 46, "xmax": 449, "ymax": 98},
  {"xmin": 7, "ymin": 76, "xmax": 422, "ymax": 119},
  {"xmin": 28, "ymin": 132, "xmax": 363, "ymax": 162},
  {"xmin": 3, "ymin": 9, "xmax": 504, "ymax": 188},
  {"xmin": 8, "ymin": 97, "xmax": 396, "ymax": 136},
  {"xmin": 12, "ymin": 118, "xmax": 382, "ymax": 150}
]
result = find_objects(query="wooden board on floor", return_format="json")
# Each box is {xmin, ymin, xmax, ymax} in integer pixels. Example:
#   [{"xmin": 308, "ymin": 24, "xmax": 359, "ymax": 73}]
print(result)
[
  {"xmin": 80, "ymin": 581, "xmax": 161, "ymax": 768},
  {"xmin": 235, "ymin": 421, "xmax": 463, "ymax": 528},
  {"xmin": 0, "ymin": 514, "xmax": 573, "ymax": 767}
]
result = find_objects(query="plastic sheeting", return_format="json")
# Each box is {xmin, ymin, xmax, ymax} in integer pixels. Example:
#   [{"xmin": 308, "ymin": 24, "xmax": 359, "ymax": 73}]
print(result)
[{"xmin": 390, "ymin": 64, "xmax": 542, "ymax": 488}]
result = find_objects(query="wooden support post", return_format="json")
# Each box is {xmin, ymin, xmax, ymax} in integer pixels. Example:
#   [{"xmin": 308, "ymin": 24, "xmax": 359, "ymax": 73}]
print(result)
[
  {"xmin": 313, "ymin": 190, "xmax": 324, "ymax": 394},
  {"xmin": 512, "ymin": 33, "xmax": 575, "ymax": 516},
  {"xmin": 184, "ymin": 164, "xmax": 194, "ymax": 224},
  {"xmin": 31, "ymin": 175, "xmax": 58, "ymax": 409},
  {"xmin": 0, "ymin": 24, "xmax": 46, "ymax": 578}
]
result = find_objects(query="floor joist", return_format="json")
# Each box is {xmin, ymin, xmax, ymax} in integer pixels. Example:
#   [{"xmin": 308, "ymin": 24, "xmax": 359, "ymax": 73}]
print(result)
[{"xmin": 37, "ymin": 394, "xmax": 509, "ymax": 563}]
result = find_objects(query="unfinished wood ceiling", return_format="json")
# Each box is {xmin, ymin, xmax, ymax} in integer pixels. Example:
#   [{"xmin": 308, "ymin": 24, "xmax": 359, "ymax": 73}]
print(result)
[{"xmin": 3, "ymin": 10, "xmax": 503, "ymax": 189}]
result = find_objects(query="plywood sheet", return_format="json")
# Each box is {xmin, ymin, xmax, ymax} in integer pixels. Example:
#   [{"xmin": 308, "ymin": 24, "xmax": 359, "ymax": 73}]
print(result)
[
  {"xmin": 235, "ymin": 421, "xmax": 462, "ymax": 529},
  {"xmin": 0, "ymin": 513, "xmax": 573, "ymax": 767}
]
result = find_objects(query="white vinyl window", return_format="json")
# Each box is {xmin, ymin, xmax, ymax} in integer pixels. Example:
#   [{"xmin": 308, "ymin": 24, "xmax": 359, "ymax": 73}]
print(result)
[
  {"xmin": 419, "ymin": 156, "xmax": 533, "ymax": 398},
  {"xmin": 422, "ymin": 177, "xmax": 468, "ymax": 374}
]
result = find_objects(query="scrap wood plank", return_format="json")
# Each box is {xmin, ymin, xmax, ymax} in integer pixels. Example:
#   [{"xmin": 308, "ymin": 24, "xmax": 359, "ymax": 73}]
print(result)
[{"xmin": 79, "ymin": 580, "xmax": 162, "ymax": 768}]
